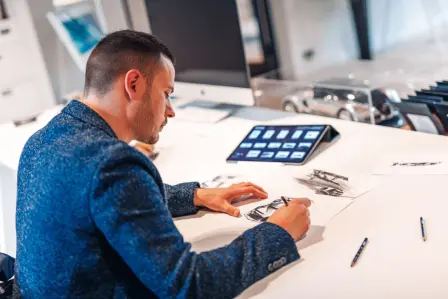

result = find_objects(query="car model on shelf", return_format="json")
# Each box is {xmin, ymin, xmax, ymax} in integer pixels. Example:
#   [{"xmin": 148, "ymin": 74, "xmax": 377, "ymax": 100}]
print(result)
[{"xmin": 281, "ymin": 78, "xmax": 401, "ymax": 124}]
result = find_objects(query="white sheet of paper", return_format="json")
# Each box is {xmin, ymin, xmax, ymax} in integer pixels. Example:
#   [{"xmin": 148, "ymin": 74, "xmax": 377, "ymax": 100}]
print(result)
[
  {"xmin": 199, "ymin": 167, "xmax": 365, "ymax": 227},
  {"xmin": 178, "ymin": 167, "xmax": 367, "ymax": 254},
  {"xmin": 293, "ymin": 168, "xmax": 372, "ymax": 199},
  {"xmin": 373, "ymin": 154, "xmax": 448, "ymax": 175},
  {"xmin": 239, "ymin": 195, "xmax": 353, "ymax": 227},
  {"xmin": 200, "ymin": 174, "xmax": 243, "ymax": 188},
  {"xmin": 174, "ymin": 106, "xmax": 231, "ymax": 123}
]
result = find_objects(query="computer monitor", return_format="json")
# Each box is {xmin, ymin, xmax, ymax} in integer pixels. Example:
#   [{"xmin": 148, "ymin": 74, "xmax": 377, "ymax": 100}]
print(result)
[
  {"xmin": 47, "ymin": 1, "xmax": 104, "ymax": 72},
  {"xmin": 144, "ymin": 0, "xmax": 254, "ymax": 106}
]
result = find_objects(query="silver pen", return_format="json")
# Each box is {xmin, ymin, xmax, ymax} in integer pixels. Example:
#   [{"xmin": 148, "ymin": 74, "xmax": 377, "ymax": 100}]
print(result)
[{"xmin": 420, "ymin": 217, "xmax": 427, "ymax": 242}]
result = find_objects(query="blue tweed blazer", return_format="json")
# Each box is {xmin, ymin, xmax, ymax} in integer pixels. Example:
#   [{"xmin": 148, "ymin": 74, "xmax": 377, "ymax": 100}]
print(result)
[{"xmin": 15, "ymin": 100, "xmax": 299, "ymax": 298}]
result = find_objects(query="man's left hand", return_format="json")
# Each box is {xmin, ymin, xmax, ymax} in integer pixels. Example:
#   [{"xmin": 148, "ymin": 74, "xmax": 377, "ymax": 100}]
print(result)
[{"xmin": 194, "ymin": 182, "xmax": 268, "ymax": 217}]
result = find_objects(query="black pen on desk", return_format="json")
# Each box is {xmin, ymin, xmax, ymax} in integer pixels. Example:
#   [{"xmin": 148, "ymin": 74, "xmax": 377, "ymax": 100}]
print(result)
[
  {"xmin": 351, "ymin": 237, "xmax": 368, "ymax": 267},
  {"xmin": 420, "ymin": 217, "xmax": 427, "ymax": 242},
  {"xmin": 281, "ymin": 196, "xmax": 288, "ymax": 206}
]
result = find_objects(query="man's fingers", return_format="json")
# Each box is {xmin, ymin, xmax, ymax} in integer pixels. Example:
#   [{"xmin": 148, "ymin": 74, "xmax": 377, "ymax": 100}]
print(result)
[
  {"xmin": 221, "ymin": 202, "xmax": 240, "ymax": 217},
  {"xmin": 230, "ymin": 182, "xmax": 268, "ymax": 196},
  {"xmin": 229, "ymin": 183, "xmax": 242, "ymax": 188},
  {"xmin": 239, "ymin": 182, "xmax": 267, "ymax": 194},
  {"xmin": 289, "ymin": 198, "xmax": 312, "ymax": 208},
  {"xmin": 227, "ymin": 186, "xmax": 268, "ymax": 199}
]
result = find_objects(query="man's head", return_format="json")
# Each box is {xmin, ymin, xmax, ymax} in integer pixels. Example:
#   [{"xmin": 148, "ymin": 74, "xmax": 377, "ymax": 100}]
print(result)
[{"xmin": 84, "ymin": 30, "xmax": 176, "ymax": 144}]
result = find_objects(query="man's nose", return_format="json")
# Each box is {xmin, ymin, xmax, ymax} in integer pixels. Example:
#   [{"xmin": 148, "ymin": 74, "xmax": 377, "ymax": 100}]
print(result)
[{"xmin": 166, "ymin": 102, "xmax": 175, "ymax": 118}]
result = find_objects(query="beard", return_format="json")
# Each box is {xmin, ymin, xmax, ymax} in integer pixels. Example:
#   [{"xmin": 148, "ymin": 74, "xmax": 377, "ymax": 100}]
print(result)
[
  {"xmin": 145, "ymin": 118, "xmax": 167, "ymax": 144},
  {"xmin": 141, "ymin": 118, "xmax": 167, "ymax": 145},
  {"xmin": 161, "ymin": 118, "xmax": 168, "ymax": 129},
  {"xmin": 145, "ymin": 135, "xmax": 159, "ymax": 145},
  {"xmin": 133, "ymin": 84, "xmax": 169, "ymax": 145}
]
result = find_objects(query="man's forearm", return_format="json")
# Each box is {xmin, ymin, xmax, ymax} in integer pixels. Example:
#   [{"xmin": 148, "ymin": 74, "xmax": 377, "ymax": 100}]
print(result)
[
  {"xmin": 164, "ymin": 182, "xmax": 200, "ymax": 217},
  {"xmin": 190, "ymin": 222, "xmax": 300, "ymax": 298}
]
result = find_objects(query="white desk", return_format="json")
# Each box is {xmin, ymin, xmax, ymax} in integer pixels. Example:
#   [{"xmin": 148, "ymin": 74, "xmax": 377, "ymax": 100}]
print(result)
[
  {"xmin": 156, "ymin": 102, "xmax": 448, "ymax": 299},
  {"xmin": 0, "ymin": 106, "xmax": 63, "ymax": 256},
  {"xmin": 1, "ymin": 100, "xmax": 448, "ymax": 298}
]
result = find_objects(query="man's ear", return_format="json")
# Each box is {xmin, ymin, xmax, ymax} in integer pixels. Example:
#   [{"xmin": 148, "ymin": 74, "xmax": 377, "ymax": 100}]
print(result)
[{"xmin": 124, "ymin": 69, "xmax": 144, "ymax": 101}]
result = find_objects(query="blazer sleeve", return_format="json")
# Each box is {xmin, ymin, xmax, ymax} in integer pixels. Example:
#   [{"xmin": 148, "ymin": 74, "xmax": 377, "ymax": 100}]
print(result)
[
  {"xmin": 164, "ymin": 183, "xmax": 199, "ymax": 217},
  {"xmin": 89, "ymin": 146, "xmax": 300, "ymax": 299}
]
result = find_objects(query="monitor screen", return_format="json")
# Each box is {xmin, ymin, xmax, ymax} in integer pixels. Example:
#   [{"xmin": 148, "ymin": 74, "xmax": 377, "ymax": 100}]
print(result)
[
  {"xmin": 47, "ymin": 2, "xmax": 103, "ymax": 72},
  {"xmin": 60, "ymin": 13, "xmax": 102, "ymax": 54},
  {"xmin": 144, "ymin": 0, "xmax": 250, "ymax": 88}
]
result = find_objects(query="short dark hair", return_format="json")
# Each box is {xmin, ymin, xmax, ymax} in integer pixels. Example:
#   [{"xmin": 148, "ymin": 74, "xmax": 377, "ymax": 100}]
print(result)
[{"xmin": 84, "ymin": 30, "xmax": 174, "ymax": 96}]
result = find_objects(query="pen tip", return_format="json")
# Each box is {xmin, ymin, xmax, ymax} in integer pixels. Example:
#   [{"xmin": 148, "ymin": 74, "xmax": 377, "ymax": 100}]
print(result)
[{"xmin": 350, "ymin": 262, "xmax": 355, "ymax": 267}]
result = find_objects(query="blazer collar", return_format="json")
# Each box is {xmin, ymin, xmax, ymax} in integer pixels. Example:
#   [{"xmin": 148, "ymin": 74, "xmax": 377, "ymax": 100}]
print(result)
[{"xmin": 62, "ymin": 100, "xmax": 117, "ymax": 138}]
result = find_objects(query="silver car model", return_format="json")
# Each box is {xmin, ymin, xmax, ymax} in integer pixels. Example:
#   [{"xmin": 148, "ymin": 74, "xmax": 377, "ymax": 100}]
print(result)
[{"xmin": 281, "ymin": 81, "xmax": 399, "ymax": 124}]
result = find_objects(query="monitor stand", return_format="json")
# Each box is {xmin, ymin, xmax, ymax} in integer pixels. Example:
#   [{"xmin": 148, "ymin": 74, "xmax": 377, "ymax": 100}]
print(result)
[{"xmin": 174, "ymin": 99, "xmax": 242, "ymax": 123}]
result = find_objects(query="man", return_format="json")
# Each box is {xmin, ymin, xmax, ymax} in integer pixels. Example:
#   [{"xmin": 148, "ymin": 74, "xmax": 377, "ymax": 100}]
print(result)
[{"xmin": 15, "ymin": 30, "xmax": 311, "ymax": 298}]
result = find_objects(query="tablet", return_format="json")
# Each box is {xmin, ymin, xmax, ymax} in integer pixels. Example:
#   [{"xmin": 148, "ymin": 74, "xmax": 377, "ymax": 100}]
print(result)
[{"xmin": 226, "ymin": 125, "xmax": 330, "ymax": 165}]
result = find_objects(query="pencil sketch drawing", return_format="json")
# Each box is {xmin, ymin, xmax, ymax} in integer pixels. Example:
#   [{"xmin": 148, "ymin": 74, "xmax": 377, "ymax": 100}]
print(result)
[
  {"xmin": 391, "ymin": 162, "xmax": 442, "ymax": 167},
  {"xmin": 245, "ymin": 198, "xmax": 291, "ymax": 223},
  {"xmin": 295, "ymin": 169, "xmax": 348, "ymax": 197},
  {"xmin": 201, "ymin": 175, "xmax": 238, "ymax": 188}
]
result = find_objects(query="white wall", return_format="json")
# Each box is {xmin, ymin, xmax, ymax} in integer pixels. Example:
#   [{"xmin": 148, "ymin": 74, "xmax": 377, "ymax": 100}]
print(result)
[
  {"xmin": 27, "ymin": 0, "xmax": 131, "ymax": 102},
  {"xmin": 269, "ymin": 0, "xmax": 358, "ymax": 79},
  {"xmin": 30, "ymin": 0, "xmax": 448, "ymax": 94},
  {"xmin": 270, "ymin": 0, "xmax": 448, "ymax": 79},
  {"xmin": 27, "ymin": 0, "xmax": 84, "ymax": 103},
  {"xmin": 0, "ymin": 165, "xmax": 17, "ymax": 257},
  {"xmin": 369, "ymin": 0, "xmax": 448, "ymax": 54}
]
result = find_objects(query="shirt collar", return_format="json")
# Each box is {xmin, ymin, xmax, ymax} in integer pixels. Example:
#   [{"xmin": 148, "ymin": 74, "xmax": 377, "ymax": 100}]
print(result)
[{"xmin": 62, "ymin": 100, "xmax": 117, "ymax": 138}]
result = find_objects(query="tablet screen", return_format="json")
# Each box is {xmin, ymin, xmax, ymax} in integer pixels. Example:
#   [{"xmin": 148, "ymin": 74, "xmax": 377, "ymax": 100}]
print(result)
[{"xmin": 227, "ymin": 125, "xmax": 328, "ymax": 164}]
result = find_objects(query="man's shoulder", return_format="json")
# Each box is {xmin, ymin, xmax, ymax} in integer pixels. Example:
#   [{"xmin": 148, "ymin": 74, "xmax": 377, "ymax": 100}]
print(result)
[
  {"xmin": 18, "ymin": 111, "xmax": 160, "ymax": 187},
  {"xmin": 95, "ymin": 141, "xmax": 161, "ymax": 184},
  {"xmin": 97, "ymin": 140, "xmax": 153, "ymax": 167},
  {"xmin": 19, "ymin": 113, "xmax": 144, "ymax": 174},
  {"xmin": 20, "ymin": 113, "xmax": 108, "ymax": 163}
]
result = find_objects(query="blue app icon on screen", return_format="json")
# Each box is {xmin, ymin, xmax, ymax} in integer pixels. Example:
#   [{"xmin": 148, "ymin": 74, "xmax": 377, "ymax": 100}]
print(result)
[
  {"xmin": 268, "ymin": 142, "xmax": 281, "ymax": 149},
  {"xmin": 276, "ymin": 130, "xmax": 290, "ymax": 139},
  {"xmin": 291, "ymin": 152, "xmax": 305, "ymax": 159},
  {"xmin": 283, "ymin": 143, "xmax": 296, "ymax": 149},
  {"xmin": 249, "ymin": 130, "xmax": 262, "ymax": 139},
  {"xmin": 246, "ymin": 150, "xmax": 261, "ymax": 158},
  {"xmin": 260, "ymin": 152, "xmax": 274, "ymax": 158},
  {"xmin": 262, "ymin": 130, "xmax": 275, "ymax": 139},
  {"xmin": 298, "ymin": 142, "xmax": 312, "ymax": 149},
  {"xmin": 291, "ymin": 130, "xmax": 303, "ymax": 139},
  {"xmin": 254, "ymin": 143, "xmax": 267, "ymax": 148},
  {"xmin": 275, "ymin": 151, "xmax": 290, "ymax": 159},
  {"xmin": 304, "ymin": 131, "xmax": 319, "ymax": 139}
]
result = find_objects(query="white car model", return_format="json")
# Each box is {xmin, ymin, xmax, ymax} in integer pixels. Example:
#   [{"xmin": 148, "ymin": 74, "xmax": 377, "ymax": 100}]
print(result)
[{"xmin": 282, "ymin": 80, "xmax": 400, "ymax": 123}]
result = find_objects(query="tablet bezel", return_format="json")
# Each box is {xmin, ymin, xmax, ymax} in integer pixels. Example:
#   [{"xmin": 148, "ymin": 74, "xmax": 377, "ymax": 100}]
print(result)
[{"xmin": 226, "ymin": 124, "xmax": 330, "ymax": 165}]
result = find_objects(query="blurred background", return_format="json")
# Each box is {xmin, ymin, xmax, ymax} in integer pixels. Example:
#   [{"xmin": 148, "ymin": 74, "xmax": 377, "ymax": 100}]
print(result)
[{"xmin": 3, "ymin": 0, "xmax": 448, "ymax": 134}]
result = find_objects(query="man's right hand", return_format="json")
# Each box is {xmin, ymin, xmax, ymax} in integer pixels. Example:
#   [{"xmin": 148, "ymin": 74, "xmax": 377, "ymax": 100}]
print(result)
[{"xmin": 267, "ymin": 198, "xmax": 311, "ymax": 242}]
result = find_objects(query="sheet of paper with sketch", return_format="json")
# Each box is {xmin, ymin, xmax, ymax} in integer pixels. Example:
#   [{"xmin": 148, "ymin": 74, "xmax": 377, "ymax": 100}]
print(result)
[
  {"xmin": 199, "ymin": 168, "xmax": 371, "ymax": 227},
  {"xmin": 373, "ymin": 153, "xmax": 448, "ymax": 175},
  {"xmin": 294, "ymin": 169, "xmax": 372, "ymax": 199},
  {"xmin": 200, "ymin": 175, "xmax": 242, "ymax": 188},
  {"xmin": 242, "ymin": 194, "xmax": 354, "ymax": 227},
  {"xmin": 244, "ymin": 198, "xmax": 287, "ymax": 223}
]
